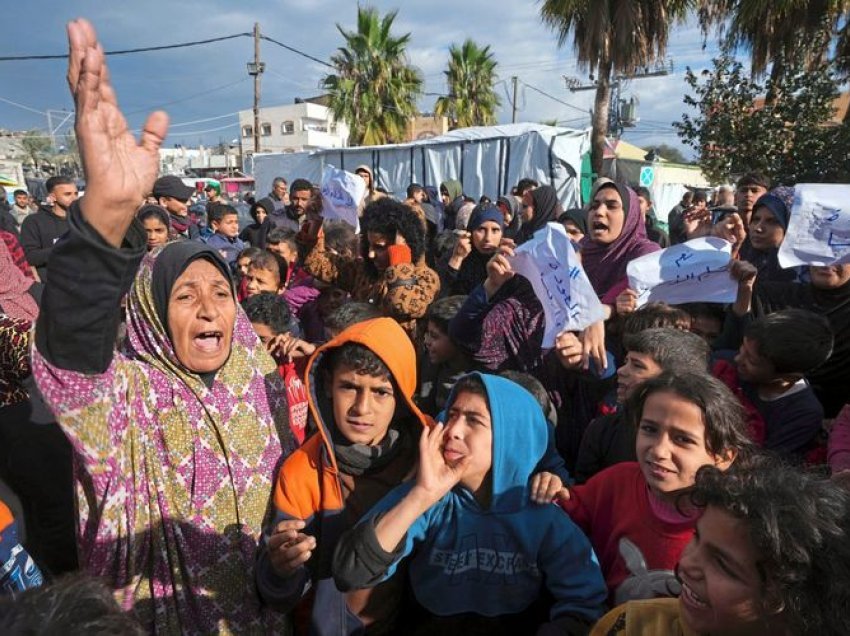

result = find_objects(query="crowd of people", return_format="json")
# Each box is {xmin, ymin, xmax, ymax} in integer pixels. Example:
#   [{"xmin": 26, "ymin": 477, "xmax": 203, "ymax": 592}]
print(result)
[{"xmin": 1, "ymin": 18, "xmax": 850, "ymax": 636}]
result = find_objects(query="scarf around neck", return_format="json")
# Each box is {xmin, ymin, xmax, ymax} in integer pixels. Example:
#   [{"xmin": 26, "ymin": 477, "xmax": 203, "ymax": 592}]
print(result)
[{"xmin": 332, "ymin": 427, "xmax": 406, "ymax": 476}]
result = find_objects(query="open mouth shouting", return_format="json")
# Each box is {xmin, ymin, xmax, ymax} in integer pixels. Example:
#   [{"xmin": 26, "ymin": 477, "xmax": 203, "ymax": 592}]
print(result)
[{"xmin": 193, "ymin": 330, "xmax": 224, "ymax": 353}]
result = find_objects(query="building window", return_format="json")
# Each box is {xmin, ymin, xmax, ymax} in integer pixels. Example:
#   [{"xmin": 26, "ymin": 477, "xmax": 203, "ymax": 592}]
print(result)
[
  {"xmin": 242, "ymin": 125, "xmax": 253, "ymax": 138},
  {"xmin": 261, "ymin": 123, "xmax": 272, "ymax": 136},
  {"xmin": 281, "ymin": 120, "xmax": 295, "ymax": 135}
]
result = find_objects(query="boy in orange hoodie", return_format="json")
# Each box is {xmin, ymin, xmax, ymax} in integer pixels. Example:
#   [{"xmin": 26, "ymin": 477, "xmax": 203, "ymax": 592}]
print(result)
[{"xmin": 256, "ymin": 317, "xmax": 431, "ymax": 635}]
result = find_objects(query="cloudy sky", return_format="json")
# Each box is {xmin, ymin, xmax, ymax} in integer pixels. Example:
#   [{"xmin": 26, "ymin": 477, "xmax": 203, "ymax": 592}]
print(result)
[{"xmin": 0, "ymin": 1, "xmax": 724, "ymax": 158}]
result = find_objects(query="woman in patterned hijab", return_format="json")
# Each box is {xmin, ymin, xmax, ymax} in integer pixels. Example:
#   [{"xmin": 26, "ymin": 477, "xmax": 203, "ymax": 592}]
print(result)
[{"xmin": 31, "ymin": 19, "xmax": 294, "ymax": 634}]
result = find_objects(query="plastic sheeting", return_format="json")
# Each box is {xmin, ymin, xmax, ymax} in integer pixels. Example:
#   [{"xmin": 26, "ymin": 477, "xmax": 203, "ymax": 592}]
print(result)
[{"xmin": 252, "ymin": 123, "xmax": 590, "ymax": 208}]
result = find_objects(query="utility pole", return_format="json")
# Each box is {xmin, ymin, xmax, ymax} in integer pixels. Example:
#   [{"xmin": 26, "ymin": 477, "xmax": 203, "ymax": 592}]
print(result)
[
  {"xmin": 563, "ymin": 60, "xmax": 672, "ymax": 138},
  {"xmin": 511, "ymin": 76, "xmax": 518, "ymax": 124},
  {"xmin": 247, "ymin": 23, "xmax": 265, "ymax": 154}
]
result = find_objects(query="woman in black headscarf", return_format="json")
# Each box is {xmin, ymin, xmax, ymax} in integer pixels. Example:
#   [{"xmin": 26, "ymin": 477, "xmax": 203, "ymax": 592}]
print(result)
[
  {"xmin": 239, "ymin": 196, "xmax": 273, "ymax": 249},
  {"xmin": 516, "ymin": 185, "xmax": 562, "ymax": 245}
]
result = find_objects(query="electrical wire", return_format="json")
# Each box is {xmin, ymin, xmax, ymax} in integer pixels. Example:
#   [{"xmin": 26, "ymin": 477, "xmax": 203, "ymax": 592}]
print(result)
[
  {"xmin": 260, "ymin": 34, "xmax": 333, "ymax": 68},
  {"xmin": 0, "ymin": 33, "xmax": 252, "ymax": 61},
  {"xmin": 0, "ymin": 96, "xmax": 46, "ymax": 116},
  {"xmin": 520, "ymin": 81, "xmax": 587, "ymax": 114}
]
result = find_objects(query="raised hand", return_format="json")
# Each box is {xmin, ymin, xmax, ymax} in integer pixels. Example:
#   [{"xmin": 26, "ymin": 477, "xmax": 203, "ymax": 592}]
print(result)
[
  {"xmin": 615, "ymin": 288, "xmax": 639, "ymax": 316},
  {"xmin": 554, "ymin": 330, "xmax": 583, "ymax": 370},
  {"xmin": 448, "ymin": 231, "xmax": 472, "ymax": 269},
  {"xmin": 483, "ymin": 244, "xmax": 515, "ymax": 299},
  {"xmin": 67, "ymin": 18, "xmax": 168, "ymax": 247},
  {"xmin": 413, "ymin": 423, "xmax": 469, "ymax": 504},
  {"xmin": 580, "ymin": 319, "xmax": 607, "ymax": 373}
]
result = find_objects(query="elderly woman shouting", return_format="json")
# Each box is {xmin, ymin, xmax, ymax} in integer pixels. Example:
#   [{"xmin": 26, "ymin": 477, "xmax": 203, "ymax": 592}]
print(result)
[{"xmin": 32, "ymin": 20, "xmax": 295, "ymax": 634}]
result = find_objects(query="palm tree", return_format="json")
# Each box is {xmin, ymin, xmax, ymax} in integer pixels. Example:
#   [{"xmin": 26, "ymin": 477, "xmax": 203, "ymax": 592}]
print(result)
[
  {"xmin": 322, "ymin": 7, "xmax": 423, "ymax": 146},
  {"xmin": 697, "ymin": 0, "xmax": 848, "ymax": 81},
  {"xmin": 435, "ymin": 40, "xmax": 501, "ymax": 129},
  {"xmin": 540, "ymin": 1, "xmax": 692, "ymax": 175}
]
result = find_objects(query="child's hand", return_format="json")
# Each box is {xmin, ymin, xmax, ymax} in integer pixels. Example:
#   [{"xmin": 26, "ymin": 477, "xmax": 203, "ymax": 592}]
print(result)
[
  {"xmin": 267, "ymin": 519, "xmax": 316, "ymax": 577},
  {"xmin": 615, "ymin": 288, "xmax": 638, "ymax": 315},
  {"xmin": 554, "ymin": 330, "xmax": 583, "ymax": 370},
  {"xmin": 714, "ymin": 211, "xmax": 747, "ymax": 251},
  {"xmin": 530, "ymin": 471, "xmax": 569, "ymax": 504},
  {"xmin": 580, "ymin": 320, "xmax": 607, "ymax": 373},
  {"xmin": 414, "ymin": 423, "xmax": 469, "ymax": 504},
  {"xmin": 266, "ymin": 334, "xmax": 316, "ymax": 362}
]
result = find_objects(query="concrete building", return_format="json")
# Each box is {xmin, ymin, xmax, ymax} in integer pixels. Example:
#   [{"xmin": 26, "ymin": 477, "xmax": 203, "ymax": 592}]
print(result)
[{"xmin": 238, "ymin": 98, "xmax": 349, "ymax": 154}]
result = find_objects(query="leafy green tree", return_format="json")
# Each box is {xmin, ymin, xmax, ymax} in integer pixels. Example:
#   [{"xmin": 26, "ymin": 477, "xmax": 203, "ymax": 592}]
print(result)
[
  {"xmin": 322, "ymin": 6, "xmax": 423, "ymax": 146},
  {"xmin": 540, "ymin": 0, "xmax": 692, "ymax": 175},
  {"xmin": 435, "ymin": 39, "xmax": 501, "ymax": 129},
  {"xmin": 675, "ymin": 54, "xmax": 850, "ymax": 183},
  {"xmin": 20, "ymin": 130, "xmax": 52, "ymax": 169}
]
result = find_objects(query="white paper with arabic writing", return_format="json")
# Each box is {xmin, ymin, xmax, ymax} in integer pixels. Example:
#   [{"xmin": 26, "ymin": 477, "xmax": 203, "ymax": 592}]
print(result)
[
  {"xmin": 778, "ymin": 184, "xmax": 850, "ymax": 268},
  {"xmin": 509, "ymin": 222, "xmax": 606, "ymax": 347},
  {"xmin": 320, "ymin": 165, "xmax": 366, "ymax": 232},
  {"xmin": 627, "ymin": 237, "xmax": 736, "ymax": 307}
]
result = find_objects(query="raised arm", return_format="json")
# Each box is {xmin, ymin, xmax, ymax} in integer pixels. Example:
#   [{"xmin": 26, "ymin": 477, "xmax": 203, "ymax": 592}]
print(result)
[{"xmin": 35, "ymin": 19, "xmax": 168, "ymax": 373}]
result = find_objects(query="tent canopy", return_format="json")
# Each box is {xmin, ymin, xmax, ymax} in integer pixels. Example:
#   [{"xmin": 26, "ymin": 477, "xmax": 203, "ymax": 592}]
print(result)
[{"xmin": 251, "ymin": 123, "xmax": 591, "ymax": 208}]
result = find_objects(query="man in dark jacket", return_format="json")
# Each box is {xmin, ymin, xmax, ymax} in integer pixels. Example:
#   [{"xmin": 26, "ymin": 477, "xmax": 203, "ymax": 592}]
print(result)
[{"xmin": 20, "ymin": 176, "xmax": 76, "ymax": 282}]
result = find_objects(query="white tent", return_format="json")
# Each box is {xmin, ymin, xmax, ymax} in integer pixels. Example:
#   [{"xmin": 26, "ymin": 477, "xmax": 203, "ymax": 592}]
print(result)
[{"xmin": 251, "ymin": 123, "xmax": 591, "ymax": 207}]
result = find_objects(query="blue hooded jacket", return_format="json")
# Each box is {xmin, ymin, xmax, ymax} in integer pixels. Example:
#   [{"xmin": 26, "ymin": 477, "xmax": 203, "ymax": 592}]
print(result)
[{"xmin": 333, "ymin": 373, "xmax": 607, "ymax": 623}]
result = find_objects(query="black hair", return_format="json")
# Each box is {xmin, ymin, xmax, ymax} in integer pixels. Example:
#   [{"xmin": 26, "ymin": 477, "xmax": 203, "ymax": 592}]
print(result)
[
  {"xmin": 679, "ymin": 301, "xmax": 725, "ymax": 323},
  {"xmin": 634, "ymin": 186, "xmax": 652, "ymax": 203},
  {"xmin": 324, "ymin": 302, "xmax": 382, "ymax": 335},
  {"xmin": 623, "ymin": 327, "xmax": 710, "ymax": 374},
  {"xmin": 682, "ymin": 191, "xmax": 694, "ymax": 205},
  {"xmin": 621, "ymin": 302, "xmax": 692, "ymax": 336},
  {"xmin": 448, "ymin": 374, "xmax": 489, "ymax": 404},
  {"xmin": 426, "ymin": 295, "xmax": 467, "ymax": 333},
  {"xmin": 0, "ymin": 574, "xmax": 145, "ymax": 635},
  {"xmin": 690, "ymin": 461, "xmax": 850, "ymax": 635},
  {"xmin": 289, "ymin": 178, "xmax": 312, "ymax": 195},
  {"xmin": 737, "ymin": 171, "xmax": 771, "ymax": 190},
  {"xmin": 249, "ymin": 251, "xmax": 282, "ymax": 284},
  {"xmin": 138, "ymin": 205, "xmax": 170, "ymax": 228},
  {"xmin": 323, "ymin": 220, "xmax": 358, "ymax": 257},
  {"xmin": 267, "ymin": 227, "xmax": 297, "ymax": 249},
  {"xmin": 499, "ymin": 370, "xmax": 556, "ymax": 427},
  {"xmin": 208, "ymin": 204, "xmax": 238, "ymax": 225},
  {"xmin": 360, "ymin": 198, "xmax": 426, "ymax": 276},
  {"xmin": 407, "ymin": 183, "xmax": 424, "ymax": 199},
  {"xmin": 693, "ymin": 190, "xmax": 708, "ymax": 204},
  {"xmin": 46, "ymin": 175, "xmax": 73, "ymax": 193},
  {"xmin": 625, "ymin": 371, "xmax": 752, "ymax": 458},
  {"xmin": 325, "ymin": 341, "xmax": 390, "ymax": 378},
  {"xmin": 744, "ymin": 309, "xmax": 834, "ymax": 375},
  {"xmin": 237, "ymin": 246, "xmax": 263, "ymax": 262},
  {"xmin": 241, "ymin": 292, "xmax": 294, "ymax": 335},
  {"xmin": 515, "ymin": 178, "xmax": 539, "ymax": 195},
  {"xmin": 13, "ymin": 189, "xmax": 26, "ymax": 197}
]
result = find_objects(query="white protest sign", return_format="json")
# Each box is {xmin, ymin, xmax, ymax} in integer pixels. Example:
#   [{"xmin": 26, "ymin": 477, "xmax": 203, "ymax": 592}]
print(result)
[
  {"xmin": 320, "ymin": 165, "xmax": 366, "ymax": 231},
  {"xmin": 778, "ymin": 184, "xmax": 850, "ymax": 268},
  {"xmin": 509, "ymin": 222, "xmax": 606, "ymax": 347},
  {"xmin": 627, "ymin": 236, "xmax": 736, "ymax": 307}
]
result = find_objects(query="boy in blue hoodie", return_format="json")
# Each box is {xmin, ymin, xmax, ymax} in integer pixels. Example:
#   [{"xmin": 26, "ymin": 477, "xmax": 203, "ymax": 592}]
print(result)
[{"xmin": 333, "ymin": 373, "xmax": 607, "ymax": 635}]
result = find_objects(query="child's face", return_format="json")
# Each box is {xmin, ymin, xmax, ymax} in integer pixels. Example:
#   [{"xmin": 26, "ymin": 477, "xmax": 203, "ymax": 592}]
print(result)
[
  {"xmin": 142, "ymin": 217, "xmax": 169, "ymax": 250},
  {"xmin": 677, "ymin": 506, "xmax": 770, "ymax": 634},
  {"xmin": 327, "ymin": 364, "xmax": 397, "ymax": 446},
  {"xmin": 268, "ymin": 241, "xmax": 297, "ymax": 264},
  {"xmin": 249, "ymin": 321, "xmax": 278, "ymax": 348},
  {"xmin": 423, "ymin": 321, "xmax": 457, "ymax": 365},
  {"xmin": 616, "ymin": 351, "xmax": 662, "ymax": 403},
  {"xmin": 245, "ymin": 266, "xmax": 280, "ymax": 297},
  {"xmin": 689, "ymin": 315, "xmax": 722, "ymax": 343},
  {"xmin": 734, "ymin": 337, "xmax": 775, "ymax": 385},
  {"xmin": 636, "ymin": 390, "xmax": 733, "ymax": 503},
  {"xmin": 213, "ymin": 213, "xmax": 240, "ymax": 238},
  {"xmin": 237, "ymin": 256, "xmax": 252, "ymax": 277},
  {"xmin": 442, "ymin": 390, "xmax": 492, "ymax": 496}
]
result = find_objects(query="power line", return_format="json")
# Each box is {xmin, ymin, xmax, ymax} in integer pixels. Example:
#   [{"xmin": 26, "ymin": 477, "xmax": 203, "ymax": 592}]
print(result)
[
  {"xmin": 0, "ymin": 96, "xmax": 46, "ymax": 116},
  {"xmin": 260, "ymin": 34, "xmax": 332, "ymax": 68},
  {"xmin": 0, "ymin": 33, "xmax": 252, "ymax": 62},
  {"xmin": 520, "ymin": 81, "xmax": 587, "ymax": 114}
]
